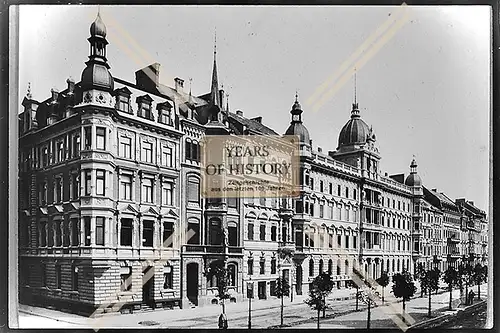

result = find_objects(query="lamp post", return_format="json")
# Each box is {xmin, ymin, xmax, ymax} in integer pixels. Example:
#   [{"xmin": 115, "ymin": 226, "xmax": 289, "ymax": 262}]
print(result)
[{"xmin": 247, "ymin": 276, "xmax": 253, "ymax": 329}]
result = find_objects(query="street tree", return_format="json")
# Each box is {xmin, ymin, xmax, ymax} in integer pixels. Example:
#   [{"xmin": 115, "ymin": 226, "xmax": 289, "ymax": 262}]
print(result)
[
  {"xmin": 423, "ymin": 268, "xmax": 441, "ymax": 317},
  {"xmin": 305, "ymin": 272, "xmax": 335, "ymax": 329},
  {"xmin": 207, "ymin": 262, "xmax": 231, "ymax": 317},
  {"xmin": 274, "ymin": 276, "xmax": 290, "ymax": 327},
  {"xmin": 347, "ymin": 280, "xmax": 361, "ymax": 311},
  {"xmin": 458, "ymin": 263, "xmax": 473, "ymax": 305},
  {"xmin": 359, "ymin": 290, "xmax": 377, "ymax": 330},
  {"xmin": 391, "ymin": 271, "xmax": 416, "ymax": 322},
  {"xmin": 443, "ymin": 266, "xmax": 458, "ymax": 310},
  {"xmin": 472, "ymin": 263, "xmax": 486, "ymax": 301},
  {"xmin": 375, "ymin": 271, "xmax": 390, "ymax": 304},
  {"xmin": 414, "ymin": 263, "xmax": 426, "ymax": 298}
]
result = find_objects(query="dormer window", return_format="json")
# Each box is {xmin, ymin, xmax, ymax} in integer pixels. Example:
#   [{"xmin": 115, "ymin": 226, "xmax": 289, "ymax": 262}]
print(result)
[
  {"xmin": 157, "ymin": 102, "xmax": 173, "ymax": 126},
  {"xmin": 115, "ymin": 87, "xmax": 132, "ymax": 113},
  {"xmin": 137, "ymin": 95, "xmax": 153, "ymax": 120}
]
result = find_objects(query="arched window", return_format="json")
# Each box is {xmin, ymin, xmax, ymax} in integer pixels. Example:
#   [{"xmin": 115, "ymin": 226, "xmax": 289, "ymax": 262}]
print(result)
[
  {"xmin": 227, "ymin": 263, "xmax": 237, "ymax": 287},
  {"xmin": 247, "ymin": 257, "xmax": 254, "ymax": 275},
  {"xmin": 397, "ymin": 259, "xmax": 400, "ymax": 272},
  {"xmin": 319, "ymin": 259, "xmax": 324, "ymax": 274},
  {"xmin": 392, "ymin": 259, "xmax": 395, "ymax": 272},
  {"xmin": 344, "ymin": 260, "xmax": 349, "ymax": 275},
  {"xmin": 185, "ymin": 138, "xmax": 192, "ymax": 160},
  {"xmin": 328, "ymin": 259, "xmax": 333, "ymax": 274},
  {"xmin": 309, "ymin": 259, "xmax": 314, "ymax": 277},
  {"xmin": 187, "ymin": 175, "xmax": 200, "ymax": 204},
  {"xmin": 336, "ymin": 259, "xmax": 341, "ymax": 275}
]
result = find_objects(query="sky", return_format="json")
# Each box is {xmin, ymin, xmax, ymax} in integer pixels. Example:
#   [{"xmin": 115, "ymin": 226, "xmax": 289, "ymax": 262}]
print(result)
[{"xmin": 17, "ymin": 5, "xmax": 491, "ymax": 211}]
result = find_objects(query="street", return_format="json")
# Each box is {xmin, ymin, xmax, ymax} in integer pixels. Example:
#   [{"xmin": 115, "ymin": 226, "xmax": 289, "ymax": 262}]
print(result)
[{"xmin": 18, "ymin": 283, "xmax": 487, "ymax": 330}]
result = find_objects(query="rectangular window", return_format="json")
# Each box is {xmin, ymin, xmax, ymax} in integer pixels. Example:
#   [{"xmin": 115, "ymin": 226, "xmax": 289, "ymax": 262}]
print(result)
[
  {"xmin": 73, "ymin": 134, "xmax": 80, "ymax": 157},
  {"xmin": 120, "ymin": 267, "xmax": 132, "ymax": 291},
  {"xmin": 260, "ymin": 259, "xmax": 265, "ymax": 274},
  {"xmin": 142, "ymin": 141, "xmax": 153, "ymax": 163},
  {"xmin": 345, "ymin": 188, "xmax": 349, "ymax": 198},
  {"xmin": 71, "ymin": 218, "xmax": 79, "ymax": 246},
  {"xmin": 141, "ymin": 104, "xmax": 152, "ymax": 119},
  {"xmin": 96, "ymin": 217, "xmax": 105, "ymax": 246},
  {"xmin": 320, "ymin": 204, "xmax": 324, "ymax": 218},
  {"xmin": 48, "ymin": 221, "xmax": 54, "ymax": 247},
  {"xmin": 163, "ymin": 266, "xmax": 173, "ymax": 289},
  {"xmin": 260, "ymin": 224, "xmax": 266, "ymax": 241},
  {"xmin": 354, "ymin": 189, "xmax": 357, "ymax": 200},
  {"xmin": 120, "ymin": 174, "xmax": 132, "ymax": 200},
  {"xmin": 63, "ymin": 220, "xmax": 70, "ymax": 247},
  {"xmin": 163, "ymin": 222, "xmax": 174, "ymax": 247},
  {"xmin": 162, "ymin": 146, "xmax": 173, "ymax": 167},
  {"xmin": 57, "ymin": 141, "xmax": 64, "ymax": 162},
  {"xmin": 248, "ymin": 224, "xmax": 254, "ymax": 240},
  {"xmin": 84, "ymin": 170, "xmax": 91, "ymax": 196},
  {"xmin": 96, "ymin": 170, "xmax": 105, "ymax": 196},
  {"xmin": 337, "ymin": 185, "xmax": 341, "ymax": 196},
  {"xmin": 42, "ymin": 147, "xmax": 48, "ymax": 167},
  {"xmin": 84, "ymin": 127, "xmax": 92, "ymax": 150},
  {"xmin": 143, "ymin": 220, "xmax": 154, "ymax": 247},
  {"xmin": 142, "ymin": 178, "xmax": 153, "ymax": 203},
  {"xmin": 320, "ymin": 181, "xmax": 324, "ymax": 192},
  {"xmin": 271, "ymin": 259, "xmax": 277, "ymax": 274},
  {"xmin": 345, "ymin": 235, "xmax": 349, "ymax": 249},
  {"xmin": 187, "ymin": 178, "xmax": 200, "ymax": 203},
  {"xmin": 40, "ymin": 222, "xmax": 47, "ymax": 247},
  {"xmin": 337, "ymin": 235, "xmax": 342, "ymax": 248},
  {"xmin": 119, "ymin": 136, "xmax": 132, "ymax": 159},
  {"xmin": 353, "ymin": 236, "xmax": 357, "ymax": 249},
  {"xmin": 120, "ymin": 219, "xmax": 133, "ymax": 246},
  {"xmin": 71, "ymin": 173, "xmax": 79, "ymax": 199},
  {"xmin": 84, "ymin": 217, "xmax": 91, "ymax": 246},
  {"xmin": 55, "ymin": 177, "xmax": 62, "ymax": 202},
  {"xmin": 187, "ymin": 222, "xmax": 200, "ymax": 244},
  {"xmin": 270, "ymin": 226, "xmax": 277, "ymax": 241},
  {"xmin": 162, "ymin": 182, "xmax": 173, "ymax": 206},
  {"xmin": 118, "ymin": 95, "xmax": 129, "ymax": 112},
  {"xmin": 55, "ymin": 221, "xmax": 62, "ymax": 246},
  {"xmin": 329, "ymin": 183, "xmax": 333, "ymax": 195}
]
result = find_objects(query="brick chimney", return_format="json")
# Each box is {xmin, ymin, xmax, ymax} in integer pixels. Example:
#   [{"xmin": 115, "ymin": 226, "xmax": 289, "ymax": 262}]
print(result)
[
  {"xmin": 236, "ymin": 110, "xmax": 243, "ymax": 116},
  {"xmin": 174, "ymin": 77, "xmax": 184, "ymax": 93},
  {"xmin": 318, "ymin": 147, "xmax": 322, "ymax": 153},
  {"xmin": 66, "ymin": 78, "xmax": 75, "ymax": 95}
]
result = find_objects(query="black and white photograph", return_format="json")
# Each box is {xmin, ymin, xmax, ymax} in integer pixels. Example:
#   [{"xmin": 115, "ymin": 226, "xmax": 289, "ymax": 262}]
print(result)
[{"xmin": 8, "ymin": 4, "xmax": 492, "ymax": 330}]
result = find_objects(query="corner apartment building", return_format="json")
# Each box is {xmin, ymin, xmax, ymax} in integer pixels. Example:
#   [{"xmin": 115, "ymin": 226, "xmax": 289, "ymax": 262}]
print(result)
[{"xmin": 18, "ymin": 12, "xmax": 488, "ymax": 315}]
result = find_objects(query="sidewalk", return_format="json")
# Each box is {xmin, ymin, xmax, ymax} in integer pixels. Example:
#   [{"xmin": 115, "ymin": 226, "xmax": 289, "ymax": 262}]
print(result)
[{"xmin": 289, "ymin": 283, "xmax": 488, "ymax": 329}]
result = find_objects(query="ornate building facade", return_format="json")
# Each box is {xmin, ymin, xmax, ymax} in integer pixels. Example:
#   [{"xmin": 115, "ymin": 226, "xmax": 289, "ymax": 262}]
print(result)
[{"xmin": 18, "ymin": 13, "xmax": 488, "ymax": 315}]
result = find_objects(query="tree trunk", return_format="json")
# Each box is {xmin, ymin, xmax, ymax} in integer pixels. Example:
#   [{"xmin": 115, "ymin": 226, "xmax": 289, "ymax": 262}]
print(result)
[
  {"xmin": 428, "ymin": 287, "xmax": 432, "ymax": 317},
  {"xmin": 382, "ymin": 287, "xmax": 385, "ymax": 304},
  {"xmin": 465, "ymin": 281, "xmax": 469, "ymax": 305},
  {"xmin": 323, "ymin": 296, "xmax": 326, "ymax": 318},
  {"xmin": 280, "ymin": 295, "xmax": 284, "ymax": 326},
  {"xmin": 478, "ymin": 281, "xmax": 481, "ymax": 300},
  {"xmin": 317, "ymin": 308, "xmax": 320, "ymax": 330},
  {"xmin": 367, "ymin": 300, "xmax": 371, "ymax": 330},
  {"xmin": 402, "ymin": 299, "xmax": 406, "ymax": 324},
  {"xmin": 222, "ymin": 299, "xmax": 226, "ymax": 315},
  {"xmin": 356, "ymin": 289, "xmax": 359, "ymax": 311},
  {"xmin": 448, "ymin": 286, "xmax": 452, "ymax": 310}
]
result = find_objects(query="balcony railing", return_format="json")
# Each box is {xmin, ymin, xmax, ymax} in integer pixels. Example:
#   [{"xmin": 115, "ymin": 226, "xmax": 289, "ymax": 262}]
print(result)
[{"xmin": 183, "ymin": 245, "xmax": 243, "ymax": 254}]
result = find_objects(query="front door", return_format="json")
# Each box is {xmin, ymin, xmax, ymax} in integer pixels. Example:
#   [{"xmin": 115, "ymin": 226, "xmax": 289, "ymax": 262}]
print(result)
[
  {"xmin": 258, "ymin": 281, "xmax": 267, "ymax": 300},
  {"xmin": 186, "ymin": 263, "xmax": 199, "ymax": 305},
  {"xmin": 142, "ymin": 266, "xmax": 154, "ymax": 307}
]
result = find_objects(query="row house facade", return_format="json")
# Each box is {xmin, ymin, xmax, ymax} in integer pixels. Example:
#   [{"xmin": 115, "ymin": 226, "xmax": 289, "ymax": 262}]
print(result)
[{"xmin": 18, "ymin": 12, "xmax": 488, "ymax": 315}]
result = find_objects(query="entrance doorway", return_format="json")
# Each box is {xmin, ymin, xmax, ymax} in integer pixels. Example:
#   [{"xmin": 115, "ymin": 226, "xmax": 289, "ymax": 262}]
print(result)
[
  {"xmin": 296, "ymin": 265, "xmax": 303, "ymax": 295},
  {"xmin": 258, "ymin": 281, "xmax": 267, "ymax": 300},
  {"xmin": 186, "ymin": 263, "xmax": 199, "ymax": 306},
  {"xmin": 142, "ymin": 266, "xmax": 154, "ymax": 307}
]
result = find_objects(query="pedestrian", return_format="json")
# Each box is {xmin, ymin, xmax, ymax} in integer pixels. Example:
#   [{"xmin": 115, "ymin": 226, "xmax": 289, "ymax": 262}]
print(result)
[
  {"xmin": 469, "ymin": 290, "xmax": 475, "ymax": 305},
  {"xmin": 218, "ymin": 313, "xmax": 228, "ymax": 329}
]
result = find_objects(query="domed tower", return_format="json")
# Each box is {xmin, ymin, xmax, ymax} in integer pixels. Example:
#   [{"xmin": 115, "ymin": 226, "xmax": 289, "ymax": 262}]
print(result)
[
  {"xmin": 80, "ymin": 11, "xmax": 115, "ymax": 107},
  {"xmin": 332, "ymin": 101, "xmax": 380, "ymax": 177},
  {"xmin": 284, "ymin": 93, "xmax": 311, "ymax": 155},
  {"xmin": 405, "ymin": 158, "xmax": 422, "ymax": 188}
]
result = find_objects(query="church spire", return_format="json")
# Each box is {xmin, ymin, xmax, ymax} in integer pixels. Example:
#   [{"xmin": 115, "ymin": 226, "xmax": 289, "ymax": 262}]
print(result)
[{"xmin": 210, "ymin": 28, "xmax": 220, "ymax": 107}]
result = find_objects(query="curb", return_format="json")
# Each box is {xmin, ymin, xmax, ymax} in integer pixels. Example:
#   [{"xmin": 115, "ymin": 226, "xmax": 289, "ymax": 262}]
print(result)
[{"xmin": 19, "ymin": 309, "xmax": 84, "ymax": 326}]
